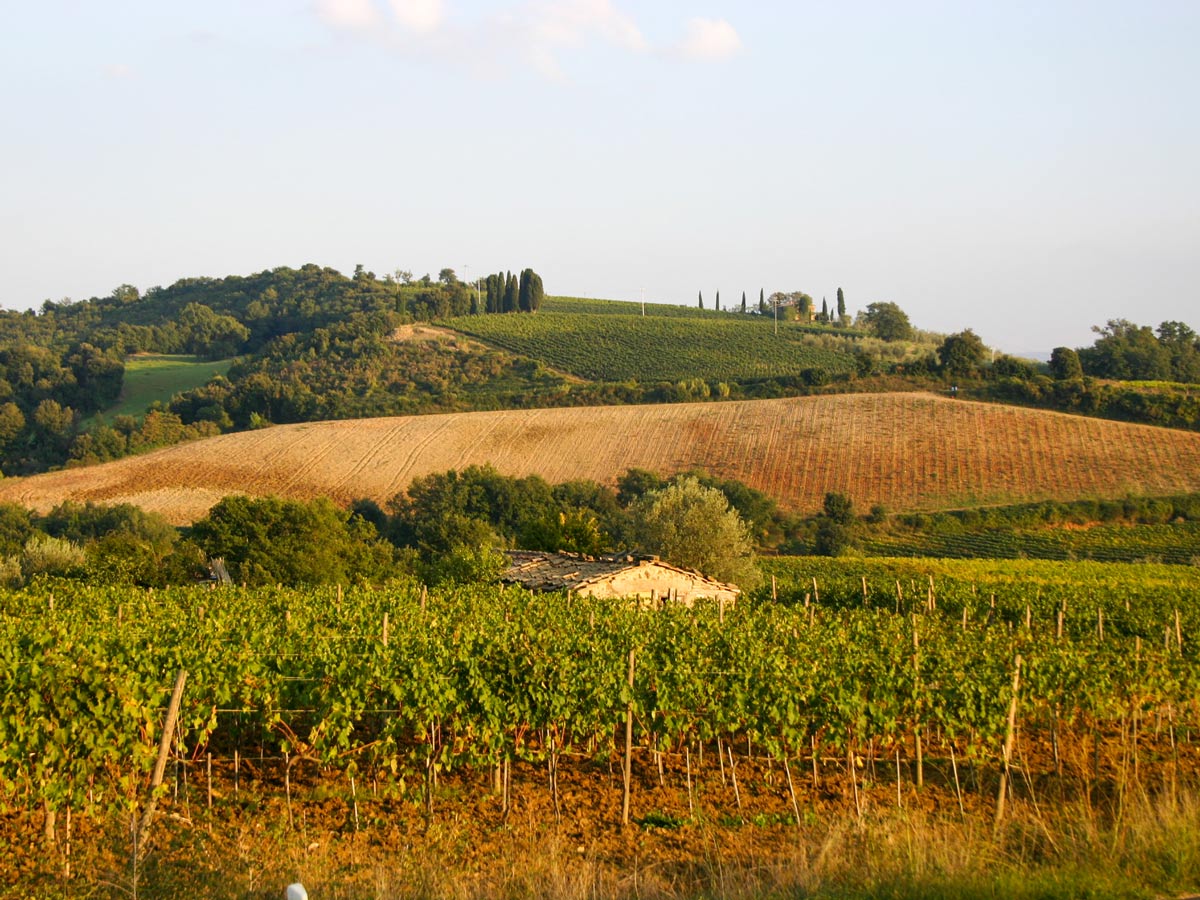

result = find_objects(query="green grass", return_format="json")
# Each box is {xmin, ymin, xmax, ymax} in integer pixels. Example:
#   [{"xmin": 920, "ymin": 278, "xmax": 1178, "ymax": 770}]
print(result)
[
  {"xmin": 445, "ymin": 307, "xmax": 857, "ymax": 383},
  {"xmin": 97, "ymin": 354, "xmax": 232, "ymax": 421}
]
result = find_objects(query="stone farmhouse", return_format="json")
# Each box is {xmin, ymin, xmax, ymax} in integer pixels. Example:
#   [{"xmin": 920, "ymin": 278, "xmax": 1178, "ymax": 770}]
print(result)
[{"xmin": 502, "ymin": 551, "xmax": 741, "ymax": 607}]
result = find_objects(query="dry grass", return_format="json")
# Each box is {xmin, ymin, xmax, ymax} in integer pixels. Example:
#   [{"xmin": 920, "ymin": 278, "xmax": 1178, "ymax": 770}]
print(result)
[
  {"xmin": 3, "ymin": 393, "xmax": 1200, "ymax": 524},
  {"xmin": 17, "ymin": 790, "xmax": 1200, "ymax": 900}
]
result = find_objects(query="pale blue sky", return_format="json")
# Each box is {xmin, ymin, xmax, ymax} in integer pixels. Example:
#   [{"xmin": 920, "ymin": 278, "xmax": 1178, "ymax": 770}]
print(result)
[{"xmin": 2, "ymin": 1, "xmax": 1197, "ymax": 352}]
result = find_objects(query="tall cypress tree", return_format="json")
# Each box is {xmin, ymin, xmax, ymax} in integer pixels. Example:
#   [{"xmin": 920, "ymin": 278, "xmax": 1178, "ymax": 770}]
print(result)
[
  {"xmin": 529, "ymin": 271, "xmax": 544, "ymax": 311},
  {"xmin": 759, "ymin": 288, "xmax": 766, "ymax": 313},
  {"xmin": 504, "ymin": 272, "xmax": 518, "ymax": 313},
  {"xmin": 821, "ymin": 298, "xmax": 828, "ymax": 321},
  {"xmin": 741, "ymin": 291, "xmax": 747, "ymax": 313},
  {"xmin": 698, "ymin": 291, "xmax": 703, "ymax": 309},
  {"xmin": 518, "ymin": 269, "xmax": 533, "ymax": 312},
  {"xmin": 715, "ymin": 290, "xmax": 720, "ymax": 311},
  {"xmin": 837, "ymin": 287, "xmax": 846, "ymax": 323}
]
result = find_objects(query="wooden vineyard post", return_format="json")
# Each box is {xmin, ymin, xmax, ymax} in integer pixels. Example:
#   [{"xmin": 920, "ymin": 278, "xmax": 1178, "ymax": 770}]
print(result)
[
  {"xmin": 1176, "ymin": 609, "xmax": 1183, "ymax": 651},
  {"xmin": 685, "ymin": 746, "xmax": 694, "ymax": 815},
  {"xmin": 136, "ymin": 670, "xmax": 187, "ymax": 856},
  {"xmin": 912, "ymin": 614, "xmax": 924, "ymax": 789},
  {"xmin": 993, "ymin": 655, "xmax": 1022, "ymax": 836},
  {"xmin": 861, "ymin": 576, "xmax": 868, "ymax": 604},
  {"xmin": 772, "ymin": 575, "xmax": 777, "ymax": 601},
  {"xmin": 782, "ymin": 746, "xmax": 800, "ymax": 826},
  {"xmin": 621, "ymin": 648, "xmax": 636, "ymax": 825},
  {"xmin": 382, "ymin": 612, "xmax": 389, "ymax": 648},
  {"xmin": 812, "ymin": 577, "xmax": 819, "ymax": 604}
]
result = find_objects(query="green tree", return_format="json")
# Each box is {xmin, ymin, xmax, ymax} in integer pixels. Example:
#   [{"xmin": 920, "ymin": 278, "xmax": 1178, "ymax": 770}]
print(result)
[
  {"xmin": 715, "ymin": 290, "xmax": 720, "ymax": 311},
  {"xmin": 698, "ymin": 291, "xmax": 704, "ymax": 310},
  {"xmin": 0, "ymin": 402, "xmax": 25, "ymax": 454},
  {"xmin": 837, "ymin": 287, "xmax": 846, "ymax": 323},
  {"xmin": 1049, "ymin": 346, "xmax": 1083, "ymax": 380},
  {"xmin": 631, "ymin": 476, "xmax": 759, "ymax": 587},
  {"xmin": 862, "ymin": 302, "xmax": 915, "ymax": 341},
  {"xmin": 1078, "ymin": 319, "xmax": 1172, "ymax": 380},
  {"xmin": 823, "ymin": 491, "xmax": 854, "ymax": 525},
  {"xmin": 504, "ymin": 273, "xmax": 518, "ymax": 313},
  {"xmin": 190, "ymin": 495, "xmax": 397, "ymax": 585},
  {"xmin": 937, "ymin": 329, "xmax": 987, "ymax": 376},
  {"xmin": 741, "ymin": 291, "xmax": 747, "ymax": 313},
  {"xmin": 820, "ymin": 298, "xmax": 829, "ymax": 322},
  {"xmin": 759, "ymin": 288, "xmax": 767, "ymax": 313}
]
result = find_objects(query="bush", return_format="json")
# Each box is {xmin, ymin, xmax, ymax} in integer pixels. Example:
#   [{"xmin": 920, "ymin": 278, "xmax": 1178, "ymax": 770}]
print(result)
[{"xmin": 21, "ymin": 535, "xmax": 87, "ymax": 580}]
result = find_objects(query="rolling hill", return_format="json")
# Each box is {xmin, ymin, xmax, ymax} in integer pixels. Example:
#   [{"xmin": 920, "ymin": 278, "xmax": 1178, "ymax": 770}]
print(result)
[{"xmin": 3, "ymin": 393, "xmax": 1200, "ymax": 525}]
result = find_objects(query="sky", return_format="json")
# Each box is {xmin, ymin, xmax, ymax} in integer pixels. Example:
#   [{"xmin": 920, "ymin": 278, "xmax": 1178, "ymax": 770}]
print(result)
[{"xmin": 1, "ymin": 1, "xmax": 1197, "ymax": 354}]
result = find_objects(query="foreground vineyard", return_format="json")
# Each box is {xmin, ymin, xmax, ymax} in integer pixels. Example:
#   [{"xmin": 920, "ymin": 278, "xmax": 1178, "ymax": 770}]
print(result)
[{"xmin": 4, "ymin": 559, "xmax": 1200, "ymax": 827}]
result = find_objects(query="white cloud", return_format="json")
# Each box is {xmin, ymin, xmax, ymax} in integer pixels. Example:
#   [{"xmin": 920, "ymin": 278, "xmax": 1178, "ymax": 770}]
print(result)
[
  {"xmin": 530, "ymin": 0, "xmax": 646, "ymax": 52},
  {"xmin": 676, "ymin": 17, "xmax": 742, "ymax": 62},
  {"xmin": 318, "ymin": 0, "xmax": 380, "ymax": 29},
  {"xmin": 389, "ymin": 0, "xmax": 443, "ymax": 33}
]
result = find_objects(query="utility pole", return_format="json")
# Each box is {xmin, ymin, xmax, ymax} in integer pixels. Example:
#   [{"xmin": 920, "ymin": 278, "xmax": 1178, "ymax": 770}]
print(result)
[{"xmin": 640, "ymin": 286, "xmax": 645, "ymax": 317}]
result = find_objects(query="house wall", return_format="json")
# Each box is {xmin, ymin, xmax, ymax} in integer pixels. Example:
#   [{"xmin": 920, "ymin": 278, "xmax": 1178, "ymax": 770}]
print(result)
[{"xmin": 576, "ymin": 563, "xmax": 738, "ymax": 607}]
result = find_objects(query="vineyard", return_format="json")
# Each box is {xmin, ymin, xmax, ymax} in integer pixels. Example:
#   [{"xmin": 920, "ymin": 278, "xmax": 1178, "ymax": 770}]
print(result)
[
  {"xmin": 862, "ymin": 520, "xmax": 1200, "ymax": 565},
  {"xmin": 5, "ymin": 393, "xmax": 1200, "ymax": 525},
  {"xmin": 5, "ymin": 558, "xmax": 1200, "ymax": 855},
  {"xmin": 444, "ymin": 310, "xmax": 856, "ymax": 383}
]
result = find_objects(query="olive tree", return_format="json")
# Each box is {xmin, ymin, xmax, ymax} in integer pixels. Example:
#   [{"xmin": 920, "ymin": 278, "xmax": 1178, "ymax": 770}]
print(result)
[{"xmin": 631, "ymin": 476, "xmax": 760, "ymax": 588}]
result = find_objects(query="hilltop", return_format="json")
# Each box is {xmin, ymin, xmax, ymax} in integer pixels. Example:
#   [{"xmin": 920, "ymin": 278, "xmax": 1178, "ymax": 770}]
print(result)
[{"xmin": 3, "ymin": 393, "xmax": 1199, "ymax": 525}]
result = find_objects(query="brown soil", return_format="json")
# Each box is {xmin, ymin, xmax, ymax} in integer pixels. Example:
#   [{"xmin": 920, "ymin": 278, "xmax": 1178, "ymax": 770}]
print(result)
[
  {"xmin": 4, "ymin": 394, "xmax": 1200, "ymax": 525},
  {"xmin": 10, "ymin": 729, "xmax": 1196, "ymax": 899}
]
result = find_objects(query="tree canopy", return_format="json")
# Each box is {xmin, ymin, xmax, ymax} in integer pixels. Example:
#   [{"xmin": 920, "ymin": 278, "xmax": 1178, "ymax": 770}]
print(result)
[
  {"xmin": 861, "ymin": 302, "xmax": 915, "ymax": 342},
  {"xmin": 631, "ymin": 477, "xmax": 759, "ymax": 587}
]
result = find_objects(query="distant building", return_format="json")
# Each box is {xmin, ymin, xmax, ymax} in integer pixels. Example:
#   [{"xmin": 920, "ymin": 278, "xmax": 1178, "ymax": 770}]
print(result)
[{"xmin": 502, "ymin": 550, "xmax": 741, "ymax": 607}]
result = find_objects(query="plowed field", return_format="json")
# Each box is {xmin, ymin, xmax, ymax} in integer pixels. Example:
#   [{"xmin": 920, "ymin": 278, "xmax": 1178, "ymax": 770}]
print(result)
[{"xmin": 4, "ymin": 393, "xmax": 1200, "ymax": 524}]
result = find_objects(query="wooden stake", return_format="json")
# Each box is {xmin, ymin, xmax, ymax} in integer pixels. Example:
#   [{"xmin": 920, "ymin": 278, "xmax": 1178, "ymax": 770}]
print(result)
[
  {"xmin": 685, "ymin": 746, "xmax": 694, "ymax": 815},
  {"xmin": 206, "ymin": 752, "xmax": 212, "ymax": 810},
  {"xmin": 771, "ymin": 575, "xmax": 777, "ymax": 601},
  {"xmin": 783, "ymin": 752, "xmax": 801, "ymax": 826},
  {"xmin": 382, "ymin": 612, "xmax": 389, "ymax": 647},
  {"xmin": 728, "ymin": 745, "xmax": 742, "ymax": 810},
  {"xmin": 136, "ymin": 670, "xmax": 187, "ymax": 855},
  {"xmin": 621, "ymin": 648, "xmax": 635, "ymax": 825},
  {"xmin": 284, "ymin": 752, "xmax": 293, "ymax": 830},
  {"xmin": 993, "ymin": 655, "xmax": 1022, "ymax": 836}
]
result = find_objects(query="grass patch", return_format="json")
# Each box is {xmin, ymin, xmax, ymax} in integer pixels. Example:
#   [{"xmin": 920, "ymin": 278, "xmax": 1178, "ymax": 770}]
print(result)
[{"xmin": 96, "ymin": 354, "xmax": 232, "ymax": 422}]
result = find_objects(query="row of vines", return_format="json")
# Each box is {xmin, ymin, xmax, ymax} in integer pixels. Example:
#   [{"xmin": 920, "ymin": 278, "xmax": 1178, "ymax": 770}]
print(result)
[
  {"xmin": 445, "ymin": 311, "xmax": 856, "ymax": 383},
  {"xmin": 2, "ymin": 557, "xmax": 1199, "ymax": 825},
  {"xmin": 859, "ymin": 522, "xmax": 1200, "ymax": 565}
]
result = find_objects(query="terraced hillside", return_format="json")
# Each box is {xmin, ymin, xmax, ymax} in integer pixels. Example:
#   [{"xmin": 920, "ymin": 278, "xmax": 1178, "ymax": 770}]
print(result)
[{"xmin": 3, "ymin": 393, "xmax": 1200, "ymax": 524}]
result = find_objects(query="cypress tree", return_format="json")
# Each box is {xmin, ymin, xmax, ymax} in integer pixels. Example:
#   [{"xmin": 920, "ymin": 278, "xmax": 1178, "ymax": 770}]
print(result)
[
  {"xmin": 716, "ymin": 290, "xmax": 720, "ymax": 311},
  {"xmin": 741, "ymin": 291, "xmax": 747, "ymax": 313},
  {"xmin": 821, "ymin": 298, "xmax": 828, "ymax": 321},
  {"xmin": 518, "ymin": 269, "xmax": 533, "ymax": 312},
  {"xmin": 759, "ymin": 288, "xmax": 767, "ymax": 313},
  {"xmin": 529, "ymin": 271, "xmax": 544, "ymax": 311},
  {"xmin": 504, "ymin": 272, "xmax": 518, "ymax": 313},
  {"xmin": 837, "ymin": 287, "xmax": 846, "ymax": 323},
  {"xmin": 698, "ymin": 291, "xmax": 703, "ymax": 310}
]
